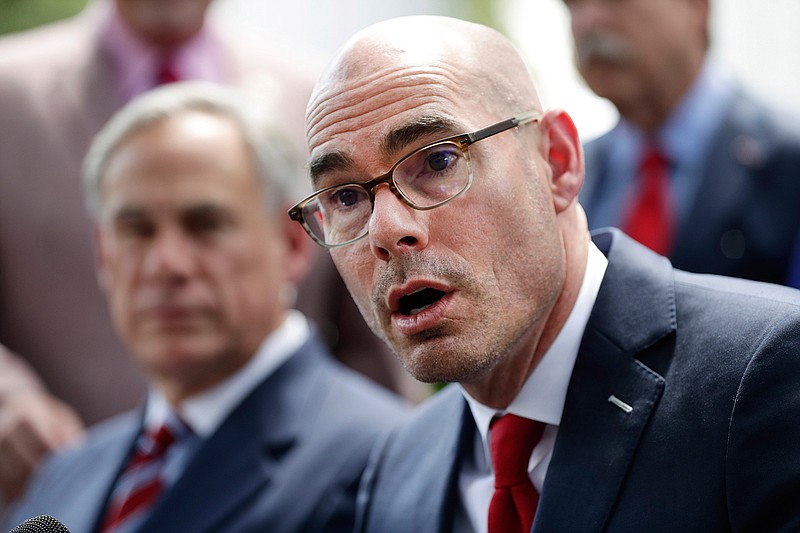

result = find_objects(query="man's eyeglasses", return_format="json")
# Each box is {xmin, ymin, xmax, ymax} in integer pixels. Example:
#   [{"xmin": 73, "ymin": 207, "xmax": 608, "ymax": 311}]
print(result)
[{"xmin": 288, "ymin": 111, "xmax": 541, "ymax": 248}]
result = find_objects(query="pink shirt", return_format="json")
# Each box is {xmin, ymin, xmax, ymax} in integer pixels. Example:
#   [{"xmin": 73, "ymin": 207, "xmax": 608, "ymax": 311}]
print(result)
[{"xmin": 100, "ymin": 4, "xmax": 229, "ymax": 102}]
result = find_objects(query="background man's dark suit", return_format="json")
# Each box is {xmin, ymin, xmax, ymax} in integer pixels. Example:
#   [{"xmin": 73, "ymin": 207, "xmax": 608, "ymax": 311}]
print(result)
[
  {"xmin": 357, "ymin": 229, "xmax": 800, "ymax": 532},
  {"xmin": 6, "ymin": 334, "xmax": 407, "ymax": 533},
  {"xmin": 581, "ymin": 86, "xmax": 800, "ymax": 286}
]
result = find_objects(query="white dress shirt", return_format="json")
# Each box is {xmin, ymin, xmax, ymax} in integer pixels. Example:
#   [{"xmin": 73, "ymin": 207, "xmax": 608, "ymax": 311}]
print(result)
[{"xmin": 455, "ymin": 243, "xmax": 608, "ymax": 533}]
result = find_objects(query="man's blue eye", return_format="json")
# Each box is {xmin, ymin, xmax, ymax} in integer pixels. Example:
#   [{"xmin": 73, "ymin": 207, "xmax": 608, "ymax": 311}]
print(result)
[{"xmin": 427, "ymin": 150, "xmax": 458, "ymax": 172}]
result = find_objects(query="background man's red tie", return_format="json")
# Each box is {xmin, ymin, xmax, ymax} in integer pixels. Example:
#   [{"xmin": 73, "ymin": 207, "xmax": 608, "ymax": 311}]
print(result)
[
  {"xmin": 155, "ymin": 56, "xmax": 180, "ymax": 86},
  {"xmin": 622, "ymin": 144, "xmax": 675, "ymax": 255},
  {"xmin": 488, "ymin": 414, "xmax": 545, "ymax": 533},
  {"xmin": 100, "ymin": 417, "xmax": 185, "ymax": 533}
]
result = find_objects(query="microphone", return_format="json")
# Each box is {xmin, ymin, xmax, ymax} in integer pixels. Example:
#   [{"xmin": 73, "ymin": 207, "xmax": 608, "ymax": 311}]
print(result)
[{"xmin": 8, "ymin": 515, "xmax": 70, "ymax": 533}]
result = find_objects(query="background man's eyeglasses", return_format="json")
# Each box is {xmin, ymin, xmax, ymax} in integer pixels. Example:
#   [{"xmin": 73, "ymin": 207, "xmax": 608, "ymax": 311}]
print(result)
[{"xmin": 288, "ymin": 111, "xmax": 540, "ymax": 248}]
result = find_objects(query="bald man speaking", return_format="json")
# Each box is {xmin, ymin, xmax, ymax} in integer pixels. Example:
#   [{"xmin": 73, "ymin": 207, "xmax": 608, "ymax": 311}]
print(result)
[{"xmin": 289, "ymin": 15, "xmax": 800, "ymax": 533}]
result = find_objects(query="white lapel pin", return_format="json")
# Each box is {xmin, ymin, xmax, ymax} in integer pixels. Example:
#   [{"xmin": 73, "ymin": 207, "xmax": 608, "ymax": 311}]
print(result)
[{"xmin": 608, "ymin": 394, "xmax": 633, "ymax": 413}]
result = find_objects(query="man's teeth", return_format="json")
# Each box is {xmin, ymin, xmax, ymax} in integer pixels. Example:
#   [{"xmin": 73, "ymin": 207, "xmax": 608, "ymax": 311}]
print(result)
[
  {"xmin": 409, "ymin": 303, "xmax": 434, "ymax": 315},
  {"xmin": 399, "ymin": 288, "xmax": 446, "ymax": 315}
]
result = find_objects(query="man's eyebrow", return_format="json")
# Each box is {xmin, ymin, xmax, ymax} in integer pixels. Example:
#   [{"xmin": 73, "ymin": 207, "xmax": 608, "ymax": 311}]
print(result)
[
  {"xmin": 309, "ymin": 151, "xmax": 356, "ymax": 186},
  {"xmin": 309, "ymin": 115, "xmax": 462, "ymax": 187},
  {"xmin": 380, "ymin": 115, "xmax": 462, "ymax": 157},
  {"xmin": 111, "ymin": 205, "xmax": 146, "ymax": 223}
]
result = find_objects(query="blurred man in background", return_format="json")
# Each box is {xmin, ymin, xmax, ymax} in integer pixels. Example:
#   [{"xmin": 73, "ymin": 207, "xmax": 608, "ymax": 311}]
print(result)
[
  {"xmin": 0, "ymin": 0, "xmax": 419, "ymax": 512},
  {"xmin": 4, "ymin": 82, "xmax": 408, "ymax": 533},
  {"xmin": 563, "ymin": 0, "xmax": 800, "ymax": 283}
]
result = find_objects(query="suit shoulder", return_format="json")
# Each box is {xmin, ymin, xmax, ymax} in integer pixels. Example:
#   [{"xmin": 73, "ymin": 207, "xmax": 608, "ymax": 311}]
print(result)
[
  {"xmin": 0, "ymin": 16, "xmax": 89, "ymax": 70},
  {"xmin": 320, "ymin": 357, "xmax": 412, "ymax": 430},
  {"xmin": 380, "ymin": 385, "xmax": 464, "ymax": 452},
  {"xmin": 3, "ymin": 411, "xmax": 138, "ymax": 530},
  {"xmin": 673, "ymin": 271, "xmax": 800, "ymax": 355},
  {"xmin": 726, "ymin": 90, "xmax": 800, "ymax": 152},
  {"xmin": 675, "ymin": 269, "xmax": 800, "ymax": 311},
  {"xmin": 0, "ymin": 15, "xmax": 94, "ymax": 106},
  {"xmin": 29, "ymin": 411, "xmax": 137, "ymax": 481}
]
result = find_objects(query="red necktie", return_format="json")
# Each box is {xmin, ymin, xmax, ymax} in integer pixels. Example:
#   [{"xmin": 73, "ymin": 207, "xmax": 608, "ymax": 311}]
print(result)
[
  {"xmin": 100, "ymin": 417, "xmax": 185, "ymax": 532},
  {"xmin": 622, "ymin": 144, "xmax": 675, "ymax": 255},
  {"xmin": 155, "ymin": 57, "xmax": 180, "ymax": 86},
  {"xmin": 488, "ymin": 414, "xmax": 545, "ymax": 533}
]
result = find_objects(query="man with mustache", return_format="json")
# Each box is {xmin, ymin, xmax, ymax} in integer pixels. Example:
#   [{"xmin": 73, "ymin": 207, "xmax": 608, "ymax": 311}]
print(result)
[
  {"xmin": 563, "ymin": 0, "xmax": 800, "ymax": 284},
  {"xmin": 3, "ymin": 82, "xmax": 408, "ymax": 533},
  {"xmin": 290, "ymin": 15, "xmax": 800, "ymax": 532}
]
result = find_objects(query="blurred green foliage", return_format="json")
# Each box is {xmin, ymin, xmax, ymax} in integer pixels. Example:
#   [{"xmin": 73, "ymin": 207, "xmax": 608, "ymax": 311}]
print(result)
[
  {"xmin": 459, "ymin": 0, "xmax": 501, "ymax": 31},
  {"xmin": 0, "ymin": 0, "xmax": 90, "ymax": 36}
]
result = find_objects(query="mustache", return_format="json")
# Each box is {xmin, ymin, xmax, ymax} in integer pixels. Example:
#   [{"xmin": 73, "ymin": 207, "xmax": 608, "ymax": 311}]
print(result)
[
  {"xmin": 371, "ymin": 253, "xmax": 473, "ymax": 311},
  {"xmin": 575, "ymin": 32, "xmax": 633, "ymax": 66}
]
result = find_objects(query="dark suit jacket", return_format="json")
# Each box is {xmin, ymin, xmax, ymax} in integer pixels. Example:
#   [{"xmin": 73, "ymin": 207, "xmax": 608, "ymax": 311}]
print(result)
[
  {"xmin": 580, "ymin": 89, "xmax": 800, "ymax": 284},
  {"xmin": 356, "ymin": 229, "xmax": 800, "ymax": 532},
  {"xmin": 5, "ymin": 334, "xmax": 409, "ymax": 533}
]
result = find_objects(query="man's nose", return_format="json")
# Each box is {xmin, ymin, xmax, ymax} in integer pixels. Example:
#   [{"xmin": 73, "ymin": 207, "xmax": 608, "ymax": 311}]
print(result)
[
  {"xmin": 368, "ymin": 184, "xmax": 429, "ymax": 261},
  {"xmin": 143, "ymin": 228, "xmax": 197, "ymax": 280}
]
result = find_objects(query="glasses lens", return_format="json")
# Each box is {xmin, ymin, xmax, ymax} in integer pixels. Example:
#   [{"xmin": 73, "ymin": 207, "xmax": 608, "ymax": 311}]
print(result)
[
  {"xmin": 394, "ymin": 141, "xmax": 471, "ymax": 208},
  {"xmin": 303, "ymin": 184, "xmax": 372, "ymax": 246}
]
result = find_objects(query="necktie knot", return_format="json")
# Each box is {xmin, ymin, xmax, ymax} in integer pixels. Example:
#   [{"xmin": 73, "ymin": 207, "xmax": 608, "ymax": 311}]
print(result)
[
  {"xmin": 138, "ymin": 424, "xmax": 177, "ymax": 460},
  {"xmin": 490, "ymin": 414, "xmax": 544, "ymax": 488},
  {"xmin": 155, "ymin": 55, "xmax": 180, "ymax": 86},
  {"xmin": 640, "ymin": 144, "xmax": 669, "ymax": 179}
]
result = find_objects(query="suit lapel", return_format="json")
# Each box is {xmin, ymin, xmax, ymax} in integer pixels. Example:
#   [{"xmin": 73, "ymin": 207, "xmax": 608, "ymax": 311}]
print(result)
[
  {"xmin": 534, "ymin": 230, "xmax": 672, "ymax": 532},
  {"xmin": 62, "ymin": 413, "xmax": 141, "ymax": 533},
  {"xmin": 140, "ymin": 341, "xmax": 326, "ymax": 533},
  {"xmin": 415, "ymin": 393, "xmax": 473, "ymax": 533},
  {"xmin": 365, "ymin": 386, "xmax": 470, "ymax": 533}
]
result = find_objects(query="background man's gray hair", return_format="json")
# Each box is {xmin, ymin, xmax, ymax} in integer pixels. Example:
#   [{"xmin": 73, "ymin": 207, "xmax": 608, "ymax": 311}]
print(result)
[{"xmin": 83, "ymin": 81, "xmax": 309, "ymax": 219}]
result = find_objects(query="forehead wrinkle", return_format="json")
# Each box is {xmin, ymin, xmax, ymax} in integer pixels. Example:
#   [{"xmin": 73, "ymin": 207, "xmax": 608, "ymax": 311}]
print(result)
[{"xmin": 306, "ymin": 63, "xmax": 464, "ymax": 143}]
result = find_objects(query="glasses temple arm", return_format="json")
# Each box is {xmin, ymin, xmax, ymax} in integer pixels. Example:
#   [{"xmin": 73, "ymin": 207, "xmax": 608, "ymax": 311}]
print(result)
[{"xmin": 466, "ymin": 110, "xmax": 541, "ymax": 144}]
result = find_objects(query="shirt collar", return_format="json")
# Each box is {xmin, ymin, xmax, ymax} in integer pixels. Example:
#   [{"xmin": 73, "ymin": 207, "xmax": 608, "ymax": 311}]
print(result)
[
  {"xmin": 461, "ymin": 241, "xmax": 608, "ymax": 446},
  {"xmin": 143, "ymin": 310, "xmax": 310, "ymax": 437}
]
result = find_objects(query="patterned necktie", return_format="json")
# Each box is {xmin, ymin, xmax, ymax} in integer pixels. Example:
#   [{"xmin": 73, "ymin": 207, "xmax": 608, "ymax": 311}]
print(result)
[
  {"xmin": 488, "ymin": 414, "xmax": 545, "ymax": 533},
  {"xmin": 100, "ymin": 415, "xmax": 188, "ymax": 533},
  {"xmin": 622, "ymin": 144, "xmax": 675, "ymax": 255}
]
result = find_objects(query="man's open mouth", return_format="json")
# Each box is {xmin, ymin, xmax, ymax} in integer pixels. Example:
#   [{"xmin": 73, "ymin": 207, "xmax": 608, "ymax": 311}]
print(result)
[{"xmin": 398, "ymin": 288, "xmax": 446, "ymax": 315}]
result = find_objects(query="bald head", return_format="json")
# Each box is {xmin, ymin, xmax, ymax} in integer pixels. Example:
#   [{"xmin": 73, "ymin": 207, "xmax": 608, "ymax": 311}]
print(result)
[
  {"xmin": 298, "ymin": 16, "xmax": 588, "ymax": 405},
  {"xmin": 306, "ymin": 16, "xmax": 542, "ymax": 148}
]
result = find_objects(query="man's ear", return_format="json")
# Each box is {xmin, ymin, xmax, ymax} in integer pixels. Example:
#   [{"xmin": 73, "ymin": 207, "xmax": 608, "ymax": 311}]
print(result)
[
  {"xmin": 280, "ymin": 210, "xmax": 315, "ymax": 285},
  {"xmin": 540, "ymin": 109, "xmax": 584, "ymax": 213},
  {"xmin": 94, "ymin": 226, "xmax": 111, "ymax": 294}
]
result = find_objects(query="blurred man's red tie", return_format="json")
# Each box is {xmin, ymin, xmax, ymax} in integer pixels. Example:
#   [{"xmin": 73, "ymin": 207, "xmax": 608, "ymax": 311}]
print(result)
[
  {"xmin": 100, "ymin": 416, "xmax": 187, "ymax": 532},
  {"xmin": 155, "ymin": 56, "xmax": 180, "ymax": 86},
  {"xmin": 623, "ymin": 144, "xmax": 675, "ymax": 255}
]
